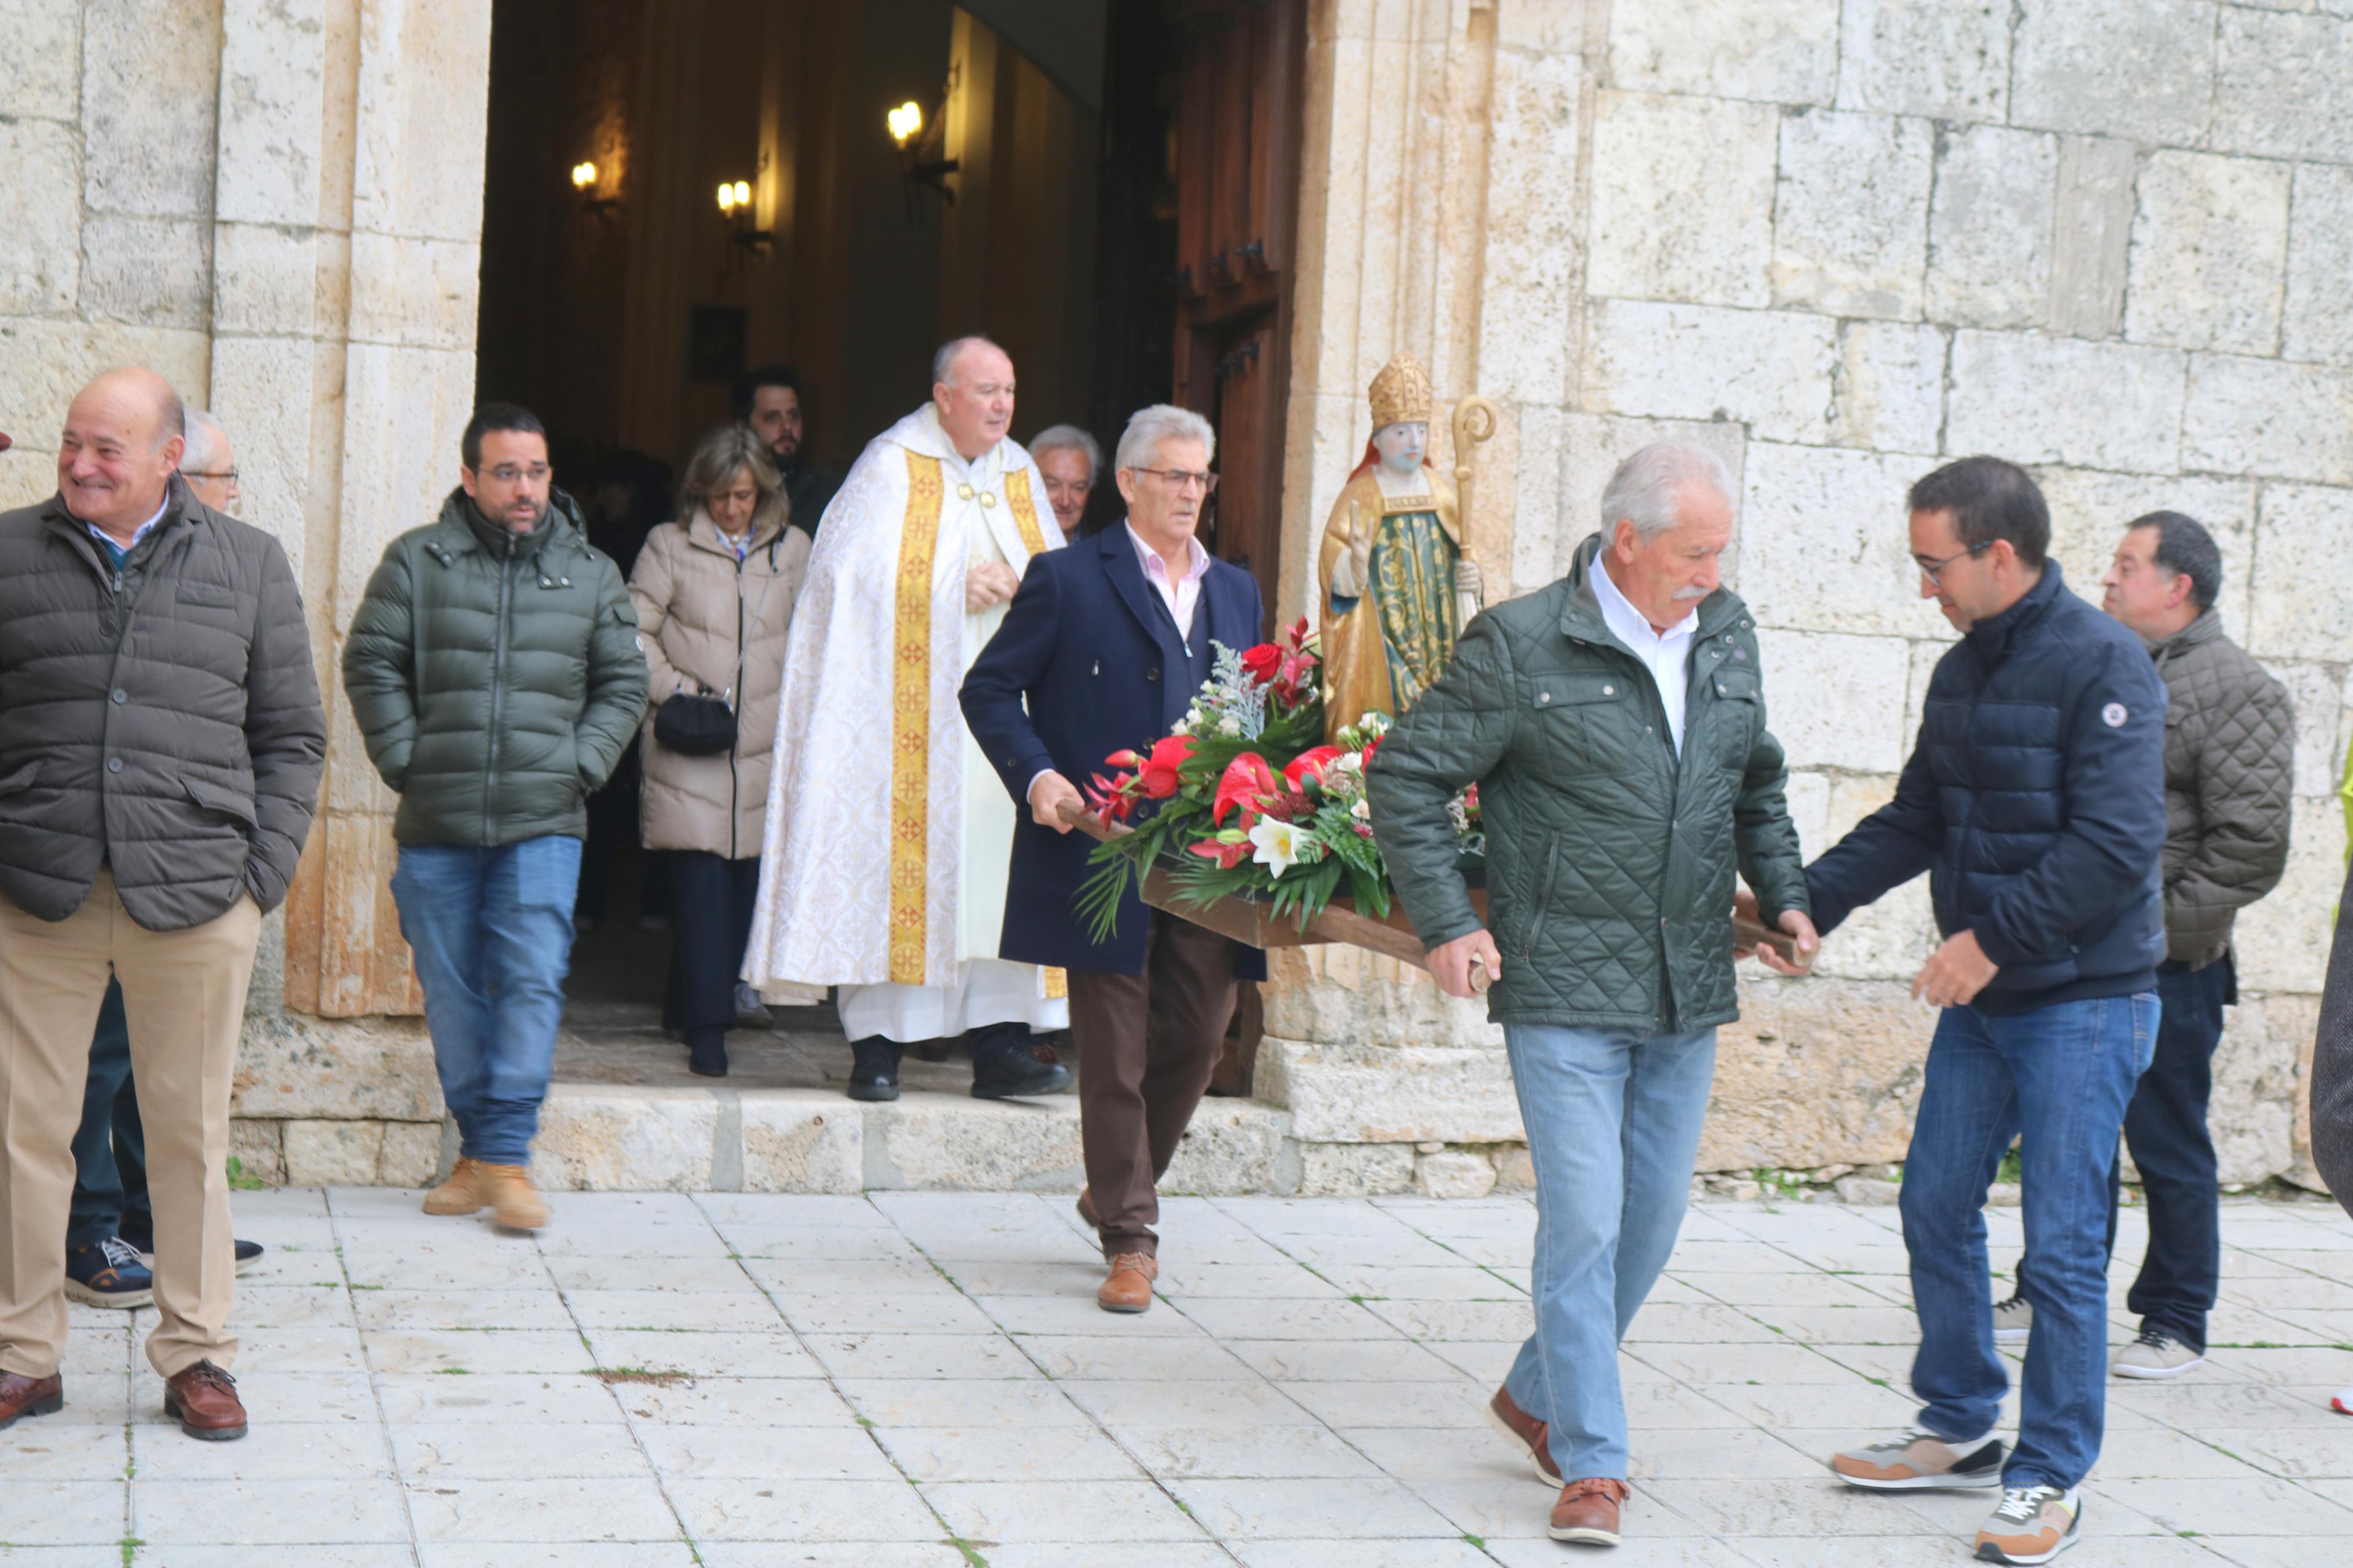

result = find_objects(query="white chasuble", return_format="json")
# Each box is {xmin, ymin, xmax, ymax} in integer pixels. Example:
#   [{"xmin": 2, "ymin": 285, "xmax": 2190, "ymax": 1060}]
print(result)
[{"xmin": 742, "ymin": 404, "xmax": 1069, "ymax": 1041}]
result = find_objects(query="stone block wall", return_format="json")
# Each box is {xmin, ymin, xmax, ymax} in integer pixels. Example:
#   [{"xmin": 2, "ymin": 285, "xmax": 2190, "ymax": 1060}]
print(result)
[{"xmin": 1266, "ymin": 0, "xmax": 2353, "ymax": 1192}]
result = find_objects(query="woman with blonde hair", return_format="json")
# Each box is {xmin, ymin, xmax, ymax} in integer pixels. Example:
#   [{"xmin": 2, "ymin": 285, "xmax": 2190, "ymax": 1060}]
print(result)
[{"xmin": 628, "ymin": 426, "xmax": 811, "ymax": 1076}]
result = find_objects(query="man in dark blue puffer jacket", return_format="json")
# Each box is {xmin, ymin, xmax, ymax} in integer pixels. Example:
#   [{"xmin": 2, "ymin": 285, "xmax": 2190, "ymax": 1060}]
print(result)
[{"xmin": 1799, "ymin": 457, "xmax": 2165, "ymax": 1566}]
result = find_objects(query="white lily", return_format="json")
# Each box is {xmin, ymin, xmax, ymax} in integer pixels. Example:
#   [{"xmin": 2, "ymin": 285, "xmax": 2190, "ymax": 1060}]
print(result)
[
  {"xmin": 1248, "ymin": 817, "xmax": 1307, "ymax": 877},
  {"xmin": 1217, "ymin": 714, "xmax": 1242, "ymax": 737}
]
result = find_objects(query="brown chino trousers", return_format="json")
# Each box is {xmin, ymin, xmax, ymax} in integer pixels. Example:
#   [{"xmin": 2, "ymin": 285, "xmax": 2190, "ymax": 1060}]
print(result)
[
  {"xmin": 0, "ymin": 871, "xmax": 260, "ymax": 1379},
  {"xmin": 1066, "ymin": 912, "xmax": 1238, "ymax": 1258}
]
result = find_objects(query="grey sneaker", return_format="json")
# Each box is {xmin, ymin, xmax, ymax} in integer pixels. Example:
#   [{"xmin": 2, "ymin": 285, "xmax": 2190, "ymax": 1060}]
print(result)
[
  {"xmin": 1993, "ymin": 1290, "xmax": 2032, "ymax": 1344},
  {"xmin": 2111, "ymin": 1327, "xmax": 2202, "ymax": 1380},
  {"xmin": 1974, "ymin": 1484, "xmax": 2080, "ymax": 1564},
  {"xmin": 1830, "ymin": 1426, "xmax": 2005, "ymax": 1490}
]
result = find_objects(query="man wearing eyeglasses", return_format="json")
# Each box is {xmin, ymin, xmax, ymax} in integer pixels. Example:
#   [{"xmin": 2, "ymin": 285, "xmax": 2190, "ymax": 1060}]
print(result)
[
  {"xmin": 343, "ymin": 403, "xmax": 648, "ymax": 1231},
  {"xmin": 178, "ymin": 411, "xmax": 240, "ymax": 517},
  {"xmin": 1798, "ymin": 456, "xmax": 2167, "ymax": 1566},
  {"xmin": 963, "ymin": 403, "xmax": 1265, "ymax": 1313}
]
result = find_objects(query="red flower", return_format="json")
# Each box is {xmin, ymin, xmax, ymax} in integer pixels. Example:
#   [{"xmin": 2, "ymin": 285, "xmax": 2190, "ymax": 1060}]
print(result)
[
  {"xmin": 1188, "ymin": 837, "xmax": 1249, "ymax": 869},
  {"xmin": 1238, "ymin": 643, "xmax": 1282, "ymax": 685},
  {"xmin": 1360, "ymin": 733, "xmax": 1384, "ymax": 767},
  {"xmin": 1137, "ymin": 734, "xmax": 1194, "ymax": 799},
  {"xmin": 1282, "ymin": 745, "xmax": 1344, "ymax": 792},
  {"xmin": 1212, "ymin": 752, "xmax": 1278, "ymax": 826}
]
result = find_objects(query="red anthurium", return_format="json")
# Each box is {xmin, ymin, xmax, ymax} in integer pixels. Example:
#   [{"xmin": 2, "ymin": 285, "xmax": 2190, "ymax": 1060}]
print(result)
[
  {"xmin": 1238, "ymin": 643, "xmax": 1282, "ymax": 685},
  {"xmin": 1188, "ymin": 837, "xmax": 1250, "ymax": 869},
  {"xmin": 1212, "ymin": 752, "xmax": 1278, "ymax": 825},
  {"xmin": 1138, "ymin": 734, "xmax": 1194, "ymax": 798},
  {"xmin": 1282, "ymin": 745, "xmax": 1345, "ymax": 791},
  {"xmin": 1360, "ymin": 733, "xmax": 1384, "ymax": 767}
]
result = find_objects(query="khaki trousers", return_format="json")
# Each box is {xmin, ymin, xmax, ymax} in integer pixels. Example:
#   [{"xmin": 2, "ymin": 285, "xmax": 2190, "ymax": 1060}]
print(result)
[
  {"xmin": 0, "ymin": 871, "xmax": 259, "ymax": 1378},
  {"xmin": 1066, "ymin": 913, "xmax": 1238, "ymax": 1258}
]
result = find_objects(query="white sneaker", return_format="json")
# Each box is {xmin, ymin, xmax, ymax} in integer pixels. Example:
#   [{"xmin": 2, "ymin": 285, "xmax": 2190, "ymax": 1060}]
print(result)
[
  {"xmin": 2110, "ymin": 1328, "xmax": 2203, "ymax": 1381},
  {"xmin": 2332, "ymin": 1386, "xmax": 2352, "ymax": 1415},
  {"xmin": 1993, "ymin": 1291, "xmax": 2032, "ymax": 1344}
]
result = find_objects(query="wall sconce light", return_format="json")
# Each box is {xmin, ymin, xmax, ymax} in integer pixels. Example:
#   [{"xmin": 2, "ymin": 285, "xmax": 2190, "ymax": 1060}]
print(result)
[
  {"xmin": 717, "ymin": 179, "xmax": 772, "ymax": 252},
  {"xmin": 571, "ymin": 159, "xmax": 619, "ymax": 216},
  {"xmin": 889, "ymin": 95, "xmax": 959, "ymax": 208}
]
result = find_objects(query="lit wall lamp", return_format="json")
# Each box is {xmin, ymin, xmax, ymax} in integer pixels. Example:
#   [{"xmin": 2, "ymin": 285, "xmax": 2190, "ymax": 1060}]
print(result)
[
  {"xmin": 570, "ymin": 160, "xmax": 619, "ymax": 216},
  {"xmin": 889, "ymin": 98, "xmax": 959, "ymax": 206},
  {"xmin": 717, "ymin": 179, "xmax": 772, "ymax": 252}
]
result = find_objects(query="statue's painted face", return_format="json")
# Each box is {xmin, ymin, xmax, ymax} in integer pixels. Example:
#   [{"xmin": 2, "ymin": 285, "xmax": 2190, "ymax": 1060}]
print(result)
[{"xmin": 1374, "ymin": 421, "xmax": 1426, "ymax": 475}]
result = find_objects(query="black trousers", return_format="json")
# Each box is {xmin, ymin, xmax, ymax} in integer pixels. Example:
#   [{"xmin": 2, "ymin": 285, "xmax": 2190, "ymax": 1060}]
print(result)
[
  {"xmin": 69, "ymin": 976, "xmax": 150, "ymax": 1251},
  {"xmin": 2114, "ymin": 955, "xmax": 2233, "ymax": 1350},
  {"xmin": 663, "ymin": 851, "xmax": 761, "ymax": 1033}
]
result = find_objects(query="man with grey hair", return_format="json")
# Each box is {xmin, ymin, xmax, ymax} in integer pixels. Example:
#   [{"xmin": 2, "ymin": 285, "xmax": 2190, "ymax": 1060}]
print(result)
[
  {"xmin": 1366, "ymin": 440, "xmax": 1816, "ymax": 1546},
  {"xmin": 745, "ymin": 337, "xmax": 1073, "ymax": 1103},
  {"xmin": 1028, "ymin": 424, "xmax": 1101, "ymax": 537},
  {"xmin": 176, "ymin": 412, "xmax": 239, "ymax": 516},
  {"xmin": 963, "ymin": 403, "xmax": 1264, "ymax": 1312}
]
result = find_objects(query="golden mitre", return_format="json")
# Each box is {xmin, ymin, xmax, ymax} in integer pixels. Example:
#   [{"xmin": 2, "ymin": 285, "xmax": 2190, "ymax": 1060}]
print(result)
[{"xmin": 1367, "ymin": 351, "xmax": 1434, "ymax": 430}]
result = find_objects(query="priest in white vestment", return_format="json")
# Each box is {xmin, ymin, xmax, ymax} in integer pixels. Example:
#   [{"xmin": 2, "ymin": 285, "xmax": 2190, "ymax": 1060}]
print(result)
[{"xmin": 744, "ymin": 337, "xmax": 1074, "ymax": 1101}]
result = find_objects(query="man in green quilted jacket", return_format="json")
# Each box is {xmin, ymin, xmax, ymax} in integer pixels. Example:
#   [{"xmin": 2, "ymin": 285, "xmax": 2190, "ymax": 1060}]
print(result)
[
  {"xmin": 343, "ymin": 404, "xmax": 647, "ymax": 1230},
  {"xmin": 1368, "ymin": 441, "xmax": 1816, "ymax": 1548}
]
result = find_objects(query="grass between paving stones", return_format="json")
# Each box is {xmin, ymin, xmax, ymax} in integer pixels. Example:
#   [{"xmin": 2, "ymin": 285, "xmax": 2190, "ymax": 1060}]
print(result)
[{"xmin": 598, "ymin": 1367, "xmax": 693, "ymax": 1385}]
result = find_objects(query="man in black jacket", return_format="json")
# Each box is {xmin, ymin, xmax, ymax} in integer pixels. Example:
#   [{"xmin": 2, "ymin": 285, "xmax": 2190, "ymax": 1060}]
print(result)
[
  {"xmin": 0, "ymin": 368, "xmax": 326, "ymax": 1443},
  {"xmin": 1802, "ymin": 458, "xmax": 2165, "ymax": 1566}
]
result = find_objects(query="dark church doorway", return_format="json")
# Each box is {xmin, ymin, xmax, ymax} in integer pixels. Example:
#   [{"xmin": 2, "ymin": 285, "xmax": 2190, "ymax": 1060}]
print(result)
[{"xmin": 472, "ymin": 0, "xmax": 1303, "ymax": 1085}]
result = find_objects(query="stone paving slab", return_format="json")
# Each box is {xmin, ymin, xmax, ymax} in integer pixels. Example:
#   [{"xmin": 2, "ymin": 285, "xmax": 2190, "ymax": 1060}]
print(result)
[{"xmin": 16, "ymin": 1189, "xmax": 2353, "ymax": 1565}]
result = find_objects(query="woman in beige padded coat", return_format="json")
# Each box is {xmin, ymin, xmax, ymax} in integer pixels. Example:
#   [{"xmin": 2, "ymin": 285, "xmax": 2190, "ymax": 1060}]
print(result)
[{"xmin": 628, "ymin": 426, "xmax": 811, "ymax": 1076}]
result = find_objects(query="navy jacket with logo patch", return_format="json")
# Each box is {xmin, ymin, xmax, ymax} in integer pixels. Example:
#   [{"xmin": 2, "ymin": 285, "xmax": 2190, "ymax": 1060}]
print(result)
[{"xmin": 1805, "ymin": 562, "xmax": 2167, "ymax": 1015}]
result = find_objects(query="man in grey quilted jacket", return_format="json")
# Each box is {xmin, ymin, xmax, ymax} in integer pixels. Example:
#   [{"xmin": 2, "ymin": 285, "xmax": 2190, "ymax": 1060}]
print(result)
[{"xmin": 2061, "ymin": 512, "xmax": 2292, "ymax": 1379}]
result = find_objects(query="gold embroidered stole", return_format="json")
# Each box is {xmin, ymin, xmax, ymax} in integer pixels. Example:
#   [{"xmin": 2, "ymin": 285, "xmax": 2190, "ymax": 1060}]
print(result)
[
  {"xmin": 888, "ymin": 453, "xmax": 946, "ymax": 983},
  {"xmin": 1005, "ymin": 468, "xmax": 1047, "ymax": 556}
]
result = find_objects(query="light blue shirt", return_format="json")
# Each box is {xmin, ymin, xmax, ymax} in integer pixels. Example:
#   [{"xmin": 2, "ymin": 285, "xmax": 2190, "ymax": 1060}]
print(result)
[{"xmin": 84, "ymin": 495, "xmax": 171, "ymax": 573}]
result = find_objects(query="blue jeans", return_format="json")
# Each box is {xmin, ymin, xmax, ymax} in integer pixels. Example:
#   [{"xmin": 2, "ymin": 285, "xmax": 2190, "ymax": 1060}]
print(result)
[
  {"xmin": 1500, "ymin": 1022, "xmax": 1717, "ymax": 1481},
  {"xmin": 389, "ymin": 837, "xmax": 582, "ymax": 1165},
  {"xmin": 1901, "ymin": 994, "xmax": 2157, "ymax": 1491}
]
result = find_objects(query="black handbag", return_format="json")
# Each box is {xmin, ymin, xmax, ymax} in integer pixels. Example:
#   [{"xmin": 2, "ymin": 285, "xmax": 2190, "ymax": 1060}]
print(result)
[{"xmin": 654, "ymin": 690, "xmax": 737, "ymax": 756}]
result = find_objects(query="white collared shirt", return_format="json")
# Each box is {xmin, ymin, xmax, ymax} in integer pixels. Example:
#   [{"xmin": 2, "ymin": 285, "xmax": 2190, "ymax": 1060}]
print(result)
[
  {"xmin": 1591, "ymin": 550, "xmax": 1699, "ymax": 753},
  {"xmin": 1126, "ymin": 522, "xmax": 1211, "ymax": 643}
]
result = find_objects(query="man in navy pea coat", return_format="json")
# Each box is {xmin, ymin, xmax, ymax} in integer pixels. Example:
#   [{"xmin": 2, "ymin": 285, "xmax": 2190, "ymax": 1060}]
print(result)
[{"xmin": 962, "ymin": 406, "xmax": 1263, "ymax": 1314}]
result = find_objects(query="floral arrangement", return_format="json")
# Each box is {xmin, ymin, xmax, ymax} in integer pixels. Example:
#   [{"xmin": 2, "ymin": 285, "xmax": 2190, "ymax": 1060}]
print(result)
[{"xmin": 1074, "ymin": 618, "xmax": 1479, "ymax": 943}]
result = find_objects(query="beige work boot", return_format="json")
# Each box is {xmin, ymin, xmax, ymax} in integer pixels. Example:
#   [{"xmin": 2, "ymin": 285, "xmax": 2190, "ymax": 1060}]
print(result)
[
  {"xmin": 421, "ymin": 1157, "xmax": 486, "ymax": 1216},
  {"xmin": 478, "ymin": 1162, "xmax": 549, "ymax": 1229}
]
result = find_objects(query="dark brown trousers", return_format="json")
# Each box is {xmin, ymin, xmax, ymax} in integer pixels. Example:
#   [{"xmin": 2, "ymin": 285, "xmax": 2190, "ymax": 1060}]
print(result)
[{"xmin": 1066, "ymin": 913, "xmax": 1238, "ymax": 1258}]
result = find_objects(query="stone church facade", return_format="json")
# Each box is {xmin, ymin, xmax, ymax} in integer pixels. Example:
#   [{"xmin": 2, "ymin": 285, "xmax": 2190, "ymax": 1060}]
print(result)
[{"xmin": 3, "ymin": 0, "xmax": 2348, "ymax": 1196}]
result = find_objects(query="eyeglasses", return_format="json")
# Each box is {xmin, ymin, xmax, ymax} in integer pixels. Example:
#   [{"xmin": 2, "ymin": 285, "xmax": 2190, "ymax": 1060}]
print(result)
[
  {"xmin": 1914, "ymin": 539, "xmax": 1992, "ymax": 587},
  {"xmin": 487, "ymin": 464, "xmax": 553, "ymax": 485},
  {"xmin": 1132, "ymin": 467, "xmax": 1219, "ymax": 494},
  {"xmin": 184, "ymin": 469, "xmax": 239, "ymax": 483}
]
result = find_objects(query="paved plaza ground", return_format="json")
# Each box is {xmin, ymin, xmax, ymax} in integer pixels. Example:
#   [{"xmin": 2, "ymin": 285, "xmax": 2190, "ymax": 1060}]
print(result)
[{"xmin": 11, "ymin": 1187, "xmax": 2353, "ymax": 1566}]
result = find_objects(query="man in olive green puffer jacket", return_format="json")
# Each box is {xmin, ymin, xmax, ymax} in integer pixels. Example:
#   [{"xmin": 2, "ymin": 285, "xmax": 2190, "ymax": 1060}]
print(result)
[
  {"xmin": 343, "ymin": 404, "xmax": 647, "ymax": 1229},
  {"xmin": 1367, "ymin": 442, "xmax": 1815, "ymax": 1547}
]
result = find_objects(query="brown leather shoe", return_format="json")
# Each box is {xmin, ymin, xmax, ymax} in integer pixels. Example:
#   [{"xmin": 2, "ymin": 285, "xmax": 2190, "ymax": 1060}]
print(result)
[
  {"xmin": 162, "ymin": 1360, "xmax": 247, "ymax": 1441},
  {"xmin": 1097, "ymin": 1251, "xmax": 1156, "ymax": 1314},
  {"xmin": 1486, "ymin": 1384, "xmax": 1564, "ymax": 1487},
  {"xmin": 480, "ymin": 1162, "xmax": 549, "ymax": 1229},
  {"xmin": 1550, "ymin": 1477, "xmax": 1630, "ymax": 1545},
  {"xmin": 0, "ymin": 1372, "xmax": 62, "ymax": 1431},
  {"xmin": 423, "ymin": 1157, "xmax": 485, "ymax": 1215},
  {"xmin": 1076, "ymin": 1189, "xmax": 1101, "ymax": 1231}
]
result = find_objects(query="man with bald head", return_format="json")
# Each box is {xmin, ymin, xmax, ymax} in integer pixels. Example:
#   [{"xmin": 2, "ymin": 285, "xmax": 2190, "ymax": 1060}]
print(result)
[
  {"xmin": 0, "ymin": 368, "xmax": 326, "ymax": 1442},
  {"xmin": 744, "ymin": 337, "xmax": 1073, "ymax": 1102}
]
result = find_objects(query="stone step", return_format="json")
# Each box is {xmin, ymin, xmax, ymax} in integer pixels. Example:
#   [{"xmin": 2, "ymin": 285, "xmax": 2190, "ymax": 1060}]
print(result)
[{"xmin": 511, "ymin": 1083, "xmax": 1299, "ymax": 1196}]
